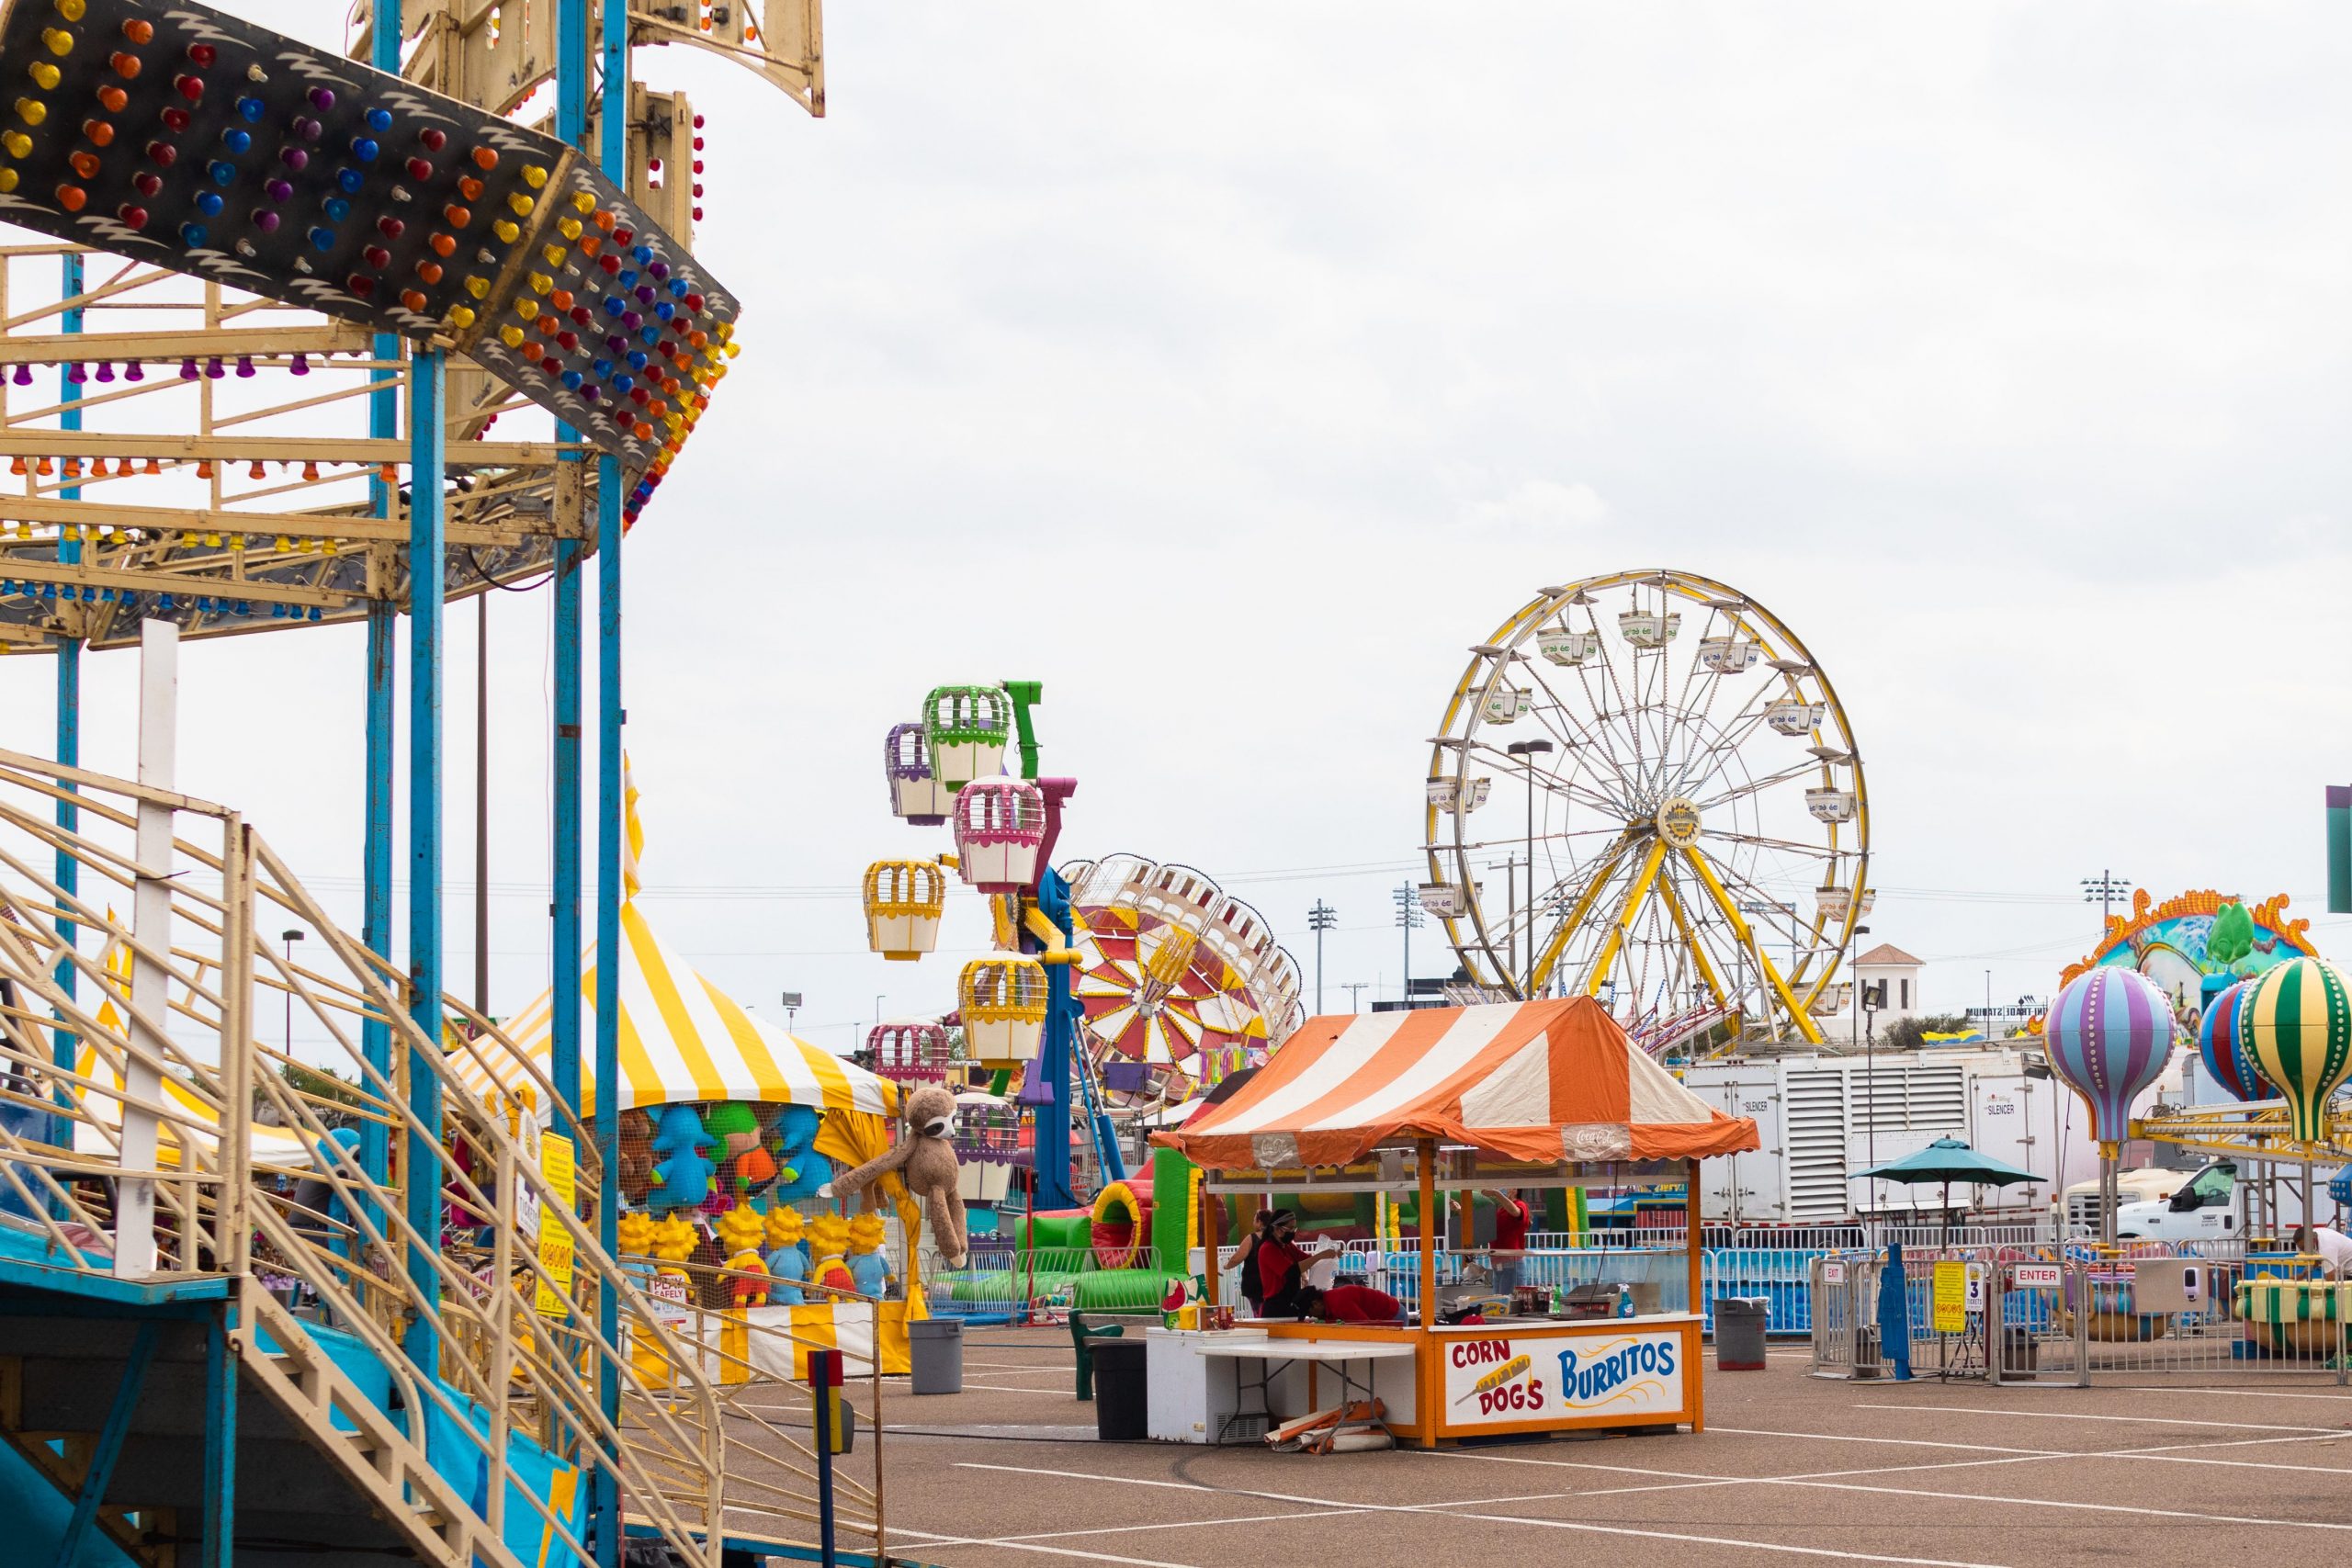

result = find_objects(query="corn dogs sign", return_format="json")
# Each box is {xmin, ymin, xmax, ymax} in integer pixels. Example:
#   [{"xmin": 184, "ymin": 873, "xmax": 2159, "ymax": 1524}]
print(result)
[{"xmin": 1442, "ymin": 1330, "xmax": 1685, "ymax": 1427}]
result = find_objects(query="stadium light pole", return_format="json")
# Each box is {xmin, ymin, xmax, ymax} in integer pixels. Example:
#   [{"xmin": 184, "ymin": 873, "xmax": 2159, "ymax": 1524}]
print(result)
[{"xmin": 1307, "ymin": 901, "xmax": 1337, "ymax": 1014}]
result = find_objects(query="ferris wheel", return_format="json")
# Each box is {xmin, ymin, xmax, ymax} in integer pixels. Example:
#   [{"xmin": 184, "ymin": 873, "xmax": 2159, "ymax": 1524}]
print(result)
[
  {"xmin": 1421, "ymin": 569, "xmax": 1870, "ymax": 1048},
  {"xmin": 1060, "ymin": 853, "xmax": 1304, "ymax": 1097}
]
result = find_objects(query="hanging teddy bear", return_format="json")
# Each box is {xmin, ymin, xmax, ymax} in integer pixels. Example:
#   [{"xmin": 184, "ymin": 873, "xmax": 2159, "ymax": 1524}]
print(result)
[{"xmin": 822, "ymin": 1083, "xmax": 967, "ymax": 1269}]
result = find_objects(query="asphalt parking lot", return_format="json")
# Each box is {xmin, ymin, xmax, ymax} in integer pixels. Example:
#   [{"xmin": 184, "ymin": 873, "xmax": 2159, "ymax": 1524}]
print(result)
[{"xmin": 860, "ymin": 1329, "xmax": 2352, "ymax": 1568}]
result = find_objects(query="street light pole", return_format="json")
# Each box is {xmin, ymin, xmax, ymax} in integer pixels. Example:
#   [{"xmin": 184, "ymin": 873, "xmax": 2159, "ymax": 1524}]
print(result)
[
  {"xmin": 1341, "ymin": 982, "xmax": 1369, "ymax": 1014},
  {"xmin": 1307, "ymin": 900, "xmax": 1337, "ymax": 1014}
]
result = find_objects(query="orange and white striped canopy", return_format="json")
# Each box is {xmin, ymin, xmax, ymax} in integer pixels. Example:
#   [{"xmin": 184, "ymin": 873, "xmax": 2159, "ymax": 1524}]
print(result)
[{"xmin": 1154, "ymin": 998, "xmax": 1758, "ymax": 1169}]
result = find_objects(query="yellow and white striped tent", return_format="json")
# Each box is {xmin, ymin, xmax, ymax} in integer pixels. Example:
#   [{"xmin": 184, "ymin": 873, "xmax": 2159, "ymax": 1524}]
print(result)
[{"xmin": 454, "ymin": 900, "xmax": 898, "ymax": 1123}]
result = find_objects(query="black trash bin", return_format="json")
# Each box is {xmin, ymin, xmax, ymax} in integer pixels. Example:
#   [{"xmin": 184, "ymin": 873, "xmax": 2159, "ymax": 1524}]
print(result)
[
  {"xmin": 1091, "ymin": 1337, "xmax": 1149, "ymax": 1440},
  {"xmin": 910, "ymin": 1318, "xmax": 964, "ymax": 1394},
  {"xmin": 1714, "ymin": 1295, "xmax": 1769, "ymax": 1371}
]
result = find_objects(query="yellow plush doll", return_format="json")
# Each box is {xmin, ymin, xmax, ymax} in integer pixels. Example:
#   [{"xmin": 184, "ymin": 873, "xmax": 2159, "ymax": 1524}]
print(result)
[
  {"xmin": 616, "ymin": 1210, "xmax": 657, "ymax": 1258},
  {"xmin": 805, "ymin": 1213, "xmax": 856, "ymax": 1299},
  {"xmin": 650, "ymin": 1213, "xmax": 698, "ymax": 1283},
  {"xmin": 716, "ymin": 1203, "xmax": 770, "ymax": 1306},
  {"xmin": 845, "ymin": 1211, "xmax": 890, "ymax": 1297}
]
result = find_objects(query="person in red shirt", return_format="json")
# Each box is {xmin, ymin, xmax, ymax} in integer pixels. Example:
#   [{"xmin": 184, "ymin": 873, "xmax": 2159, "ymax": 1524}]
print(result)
[
  {"xmin": 1297, "ymin": 1282, "xmax": 1403, "ymax": 1324},
  {"xmin": 1484, "ymin": 1187, "xmax": 1531, "ymax": 1297},
  {"xmin": 1251, "ymin": 1210, "xmax": 1308, "ymax": 1315}
]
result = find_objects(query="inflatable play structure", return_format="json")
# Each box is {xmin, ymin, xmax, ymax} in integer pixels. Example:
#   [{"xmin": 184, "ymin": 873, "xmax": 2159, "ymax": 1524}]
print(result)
[{"xmin": 927, "ymin": 1143, "xmax": 1591, "ymax": 1317}]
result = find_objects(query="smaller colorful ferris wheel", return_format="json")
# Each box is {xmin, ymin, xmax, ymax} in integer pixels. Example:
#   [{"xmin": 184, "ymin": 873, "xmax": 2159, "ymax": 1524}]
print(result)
[{"xmin": 1060, "ymin": 853, "xmax": 1303, "ymax": 1094}]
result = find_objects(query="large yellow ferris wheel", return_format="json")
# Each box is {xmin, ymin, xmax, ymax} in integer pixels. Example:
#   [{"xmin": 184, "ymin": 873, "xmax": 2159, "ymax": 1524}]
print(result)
[{"xmin": 1421, "ymin": 569, "xmax": 1871, "ymax": 1049}]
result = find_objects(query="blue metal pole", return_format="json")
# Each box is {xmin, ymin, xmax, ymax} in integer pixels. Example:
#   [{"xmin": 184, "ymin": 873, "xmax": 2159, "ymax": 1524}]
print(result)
[
  {"xmin": 404, "ymin": 348, "xmax": 447, "ymax": 1371},
  {"xmin": 360, "ymin": 0, "xmax": 402, "ymax": 1196},
  {"xmin": 1032, "ymin": 870, "xmax": 1077, "ymax": 1212},
  {"xmin": 548, "ymin": 0, "xmax": 588, "ymax": 1125},
  {"xmin": 50, "ymin": 254, "xmax": 83, "ymax": 1148},
  {"xmin": 201, "ymin": 1303, "xmax": 236, "ymax": 1568}
]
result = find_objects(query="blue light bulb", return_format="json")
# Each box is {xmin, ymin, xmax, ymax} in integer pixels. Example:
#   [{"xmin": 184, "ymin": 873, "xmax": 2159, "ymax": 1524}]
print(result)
[
  {"xmin": 309, "ymin": 226, "xmax": 334, "ymax": 250},
  {"xmin": 236, "ymin": 96, "xmax": 265, "ymax": 122},
  {"xmin": 221, "ymin": 128, "xmax": 251, "ymax": 153},
  {"xmin": 560, "ymin": 369, "xmax": 583, "ymax": 389},
  {"xmin": 323, "ymin": 196, "xmax": 352, "ymax": 221},
  {"xmin": 209, "ymin": 161, "xmax": 234, "ymax": 185},
  {"xmin": 603, "ymin": 296, "xmax": 625, "ymax": 316},
  {"xmin": 592, "ymin": 358, "xmax": 613, "ymax": 377},
  {"xmin": 654, "ymin": 302, "xmax": 674, "ymax": 321},
  {"xmin": 351, "ymin": 137, "xmax": 379, "ymax": 163},
  {"xmin": 638, "ymin": 326, "xmax": 661, "ymax": 345},
  {"xmin": 365, "ymin": 107, "xmax": 392, "ymax": 133},
  {"xmin": 627, "ymin": 350, "xmax": 648, "ymax": 369},
  {"xmin": 335, "ymin": 167, "xmax": 363, "ymax": 193},
  {"xmin": 195, "ymin": 191, "xmax": 224, "ymax": 215},
  {"xmin": 668, "ymin": 278, "xmax": 688, "ymax": 299},
  {"xmin": 181, "ymin": 222, "xmax": 209, "ymax": 247},
  {"xmin": 633, "ymin": 244, "xmax": 653, "ymax": 265},
  {"xmin": 618, "ymin": 269, "xmax": 638, "ymax": 288},
  {"xmin": 613, "ymin": 373, "xmax": 634, "ymax": 393}
]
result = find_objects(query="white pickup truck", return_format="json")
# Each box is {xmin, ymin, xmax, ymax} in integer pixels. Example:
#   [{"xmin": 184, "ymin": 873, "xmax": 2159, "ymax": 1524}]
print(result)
[{"xmin": 2110, "ymin": 1158, "xmax": 2337, "ymax": 1242}]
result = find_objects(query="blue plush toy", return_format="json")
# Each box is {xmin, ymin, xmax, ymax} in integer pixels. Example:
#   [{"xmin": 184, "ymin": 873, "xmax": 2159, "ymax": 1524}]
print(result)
[
  {"xmin": 765, "ymin": 1103, "xmax": 831, "ymax": 1202},
  {"xmin": 646, "ymin": 1104, "xmax": 718, "ymax": 1213},
  {"xmin": 847, "ymin": 1250, "xmax": 889, "ymax": 1298},
  {"xmin": 763, "ymin": 1245, "xmax": 808, "ymax": 1305}
]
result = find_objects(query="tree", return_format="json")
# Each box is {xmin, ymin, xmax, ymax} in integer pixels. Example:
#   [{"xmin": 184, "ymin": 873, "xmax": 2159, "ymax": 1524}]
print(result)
[{"xmin": 1883, "ymin": 1012, "xmax": 1975, "ymax": 1052}]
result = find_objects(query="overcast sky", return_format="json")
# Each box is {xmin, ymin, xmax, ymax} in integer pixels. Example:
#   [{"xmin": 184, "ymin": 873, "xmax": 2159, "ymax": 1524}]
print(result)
[{"xmin": 6, "ymin": 3, "xmax": 2350, "ymax": 1055}]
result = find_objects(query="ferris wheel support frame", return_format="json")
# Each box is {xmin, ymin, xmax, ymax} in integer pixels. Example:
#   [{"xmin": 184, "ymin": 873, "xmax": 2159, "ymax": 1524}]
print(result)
[
  {"xmin": 1676, "ymin": 842, "xmax": 1826, "ymax": 1045},
  {"xmin": 1653, "ymin": 863, "xmax": 1729, "ymax": 1012}
]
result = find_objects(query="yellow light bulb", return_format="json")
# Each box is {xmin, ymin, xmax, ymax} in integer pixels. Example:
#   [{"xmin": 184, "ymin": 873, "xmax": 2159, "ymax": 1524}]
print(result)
[
  {"xmin": 28, "ymin": 62, "xmax": 60, "ymax": 89},
  {"xmin": 447, "ymin": 304, "xmax": 476, "ymax": 328},
  {"xmin": 505, "ymin": 192, "xmax": 534, "ymax": 218},
  {"xmin": 492, "ymin": 218, "xmax": 519, "ymax": 243},
  {"xmin": 1, "ymin": 131, "xmax": 25, "ymax": 156},
  {"xmin": 0, "ymin": 170, "xmax": 17, "ymax": 195},
  {"xmin": 17, "ymin": 98, "xmax": 49, "ymax": 127},
  {"xmin": 499, "ymin": 324, "xmax": 525, "ymax": 348},
  {"xmin": 558, "ymin": 217, "xmax": 582, "ymax": 240},
  {"xmin": 527, "ymin": 271, "xmax": 552, "ymax": 295},
  {"xmin": 514, "ymin": 299, "xmax": 538, "ymax": 320},
  {"xmin": 40, "ymin": 27, "xmax": 71, "ymax": 54},
  {"xmin": 463, "ymin": 276, "xmax": 488, "ymax": 299},
  {"xmin": 722, "ymin": 342, "xmax": 741, "ymax": 358},
  {"xmin": 571, "ymin": 191, "xmax": 595, "ymax": 213},
  {"xmin": 54, "ymin": 0, "xmax": 86, "ymax": 19},
  {"xmin": 540, "ymin": 243, "xmax": 564, "ymax": 266},
  {"xmin": 522, "ymin": 164, "xmax": 548, "ymax": 188}
]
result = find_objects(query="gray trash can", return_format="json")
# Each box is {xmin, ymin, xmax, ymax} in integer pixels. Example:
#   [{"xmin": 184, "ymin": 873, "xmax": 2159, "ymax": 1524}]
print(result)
[
  {"xmin": 1715, "ymin": 1295, "xmax": 1769, "ymax": 1371},
  {"xmin": 910, "ymin": 1318, "xmax": 964, "ymax": 1395},
  {"xmin": 1091, "ymin": 1338, "xmax": 1148, "ymax": 1440}
]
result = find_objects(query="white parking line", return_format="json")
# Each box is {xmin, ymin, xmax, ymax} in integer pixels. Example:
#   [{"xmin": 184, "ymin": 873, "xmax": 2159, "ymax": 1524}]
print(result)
[
  {"xmin": 947, "ymin": 1461, "xmax": 2018, "ymax": 1568},
  {"xmin": 1856, "ymin": 1402, "xmax": 2341, "ymax": 1433}
]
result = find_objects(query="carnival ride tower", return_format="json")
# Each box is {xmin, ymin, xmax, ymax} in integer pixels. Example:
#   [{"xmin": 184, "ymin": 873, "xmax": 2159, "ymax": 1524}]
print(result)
[{"xmin": 0, "ymin": 0, "xmax": 830, "ymax": 1559}]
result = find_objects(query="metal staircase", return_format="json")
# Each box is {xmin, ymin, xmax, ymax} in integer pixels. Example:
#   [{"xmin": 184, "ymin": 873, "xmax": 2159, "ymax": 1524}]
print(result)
[
  {"xmin": 1, "ymin": 1280, "xmax": 526, "ymax": 1568},
  {"xmin": 0, "ymin": 749, "xmax": 770, "ymax": 1567}
]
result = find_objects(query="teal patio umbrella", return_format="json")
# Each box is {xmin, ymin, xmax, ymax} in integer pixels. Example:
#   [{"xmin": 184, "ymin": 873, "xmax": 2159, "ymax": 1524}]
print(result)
[{"xmin": 1854, "ymin": 1137, "xmax": 2041, "ymax": 1247}]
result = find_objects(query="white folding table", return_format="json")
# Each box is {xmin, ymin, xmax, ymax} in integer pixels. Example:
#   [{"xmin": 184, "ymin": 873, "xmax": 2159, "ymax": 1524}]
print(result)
[{"xmin": 1193, "ymin": 1337, "xmax": 1417, "ymax": 1445}]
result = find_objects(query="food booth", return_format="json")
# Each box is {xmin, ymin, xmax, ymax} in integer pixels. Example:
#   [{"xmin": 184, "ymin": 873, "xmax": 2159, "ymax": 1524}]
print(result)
[{"xmin": 1149, "ymin": 998, "xmax": 1759, "ymax": 1446}]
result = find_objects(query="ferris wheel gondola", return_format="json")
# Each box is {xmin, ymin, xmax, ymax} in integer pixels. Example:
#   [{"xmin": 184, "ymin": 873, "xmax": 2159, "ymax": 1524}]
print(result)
[{"xmin": 1421, "ymin": 569, "xmax": 1870, "ymax": 1048}]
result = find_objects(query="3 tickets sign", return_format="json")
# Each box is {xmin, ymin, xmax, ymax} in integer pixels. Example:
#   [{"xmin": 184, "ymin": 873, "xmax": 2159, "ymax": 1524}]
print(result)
[{"xmin": 1442, "ymin": 1329, "xmax": 1687, "ymax": 1427}]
